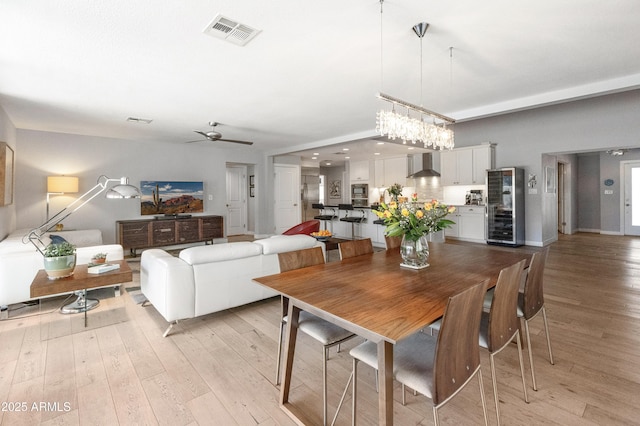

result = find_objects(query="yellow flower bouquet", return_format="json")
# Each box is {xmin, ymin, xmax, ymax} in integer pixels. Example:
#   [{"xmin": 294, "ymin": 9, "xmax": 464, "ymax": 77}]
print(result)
[{"xmin": 374, "ymin": 199, "xmax": 456, "ymax": 242}]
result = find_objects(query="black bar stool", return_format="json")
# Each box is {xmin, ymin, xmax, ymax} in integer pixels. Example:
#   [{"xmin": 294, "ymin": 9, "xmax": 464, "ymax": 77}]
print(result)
[
  {"xmin": 312, "ymin": 203, "xmax": 337, "ymax": 231},
  {"xmin": 338, "ymin": 204, "xmax": 366, "ymax": 239}
]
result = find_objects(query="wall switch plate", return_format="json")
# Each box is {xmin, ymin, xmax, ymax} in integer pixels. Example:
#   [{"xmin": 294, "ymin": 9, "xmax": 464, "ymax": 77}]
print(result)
[
  {"xmin": 604, "ymin": 190, "xmax": 614, "ymax": 195},
  {"xmin": 528, "ymin": 188, "xmax": 538, "ymax": 194},
  {"xmin": 208, "ymin": 194, "xmax": 213, "ymax": 200}
]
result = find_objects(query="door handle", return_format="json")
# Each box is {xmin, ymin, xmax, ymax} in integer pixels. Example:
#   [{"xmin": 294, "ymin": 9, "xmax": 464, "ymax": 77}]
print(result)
[{"xmin": 294, "ymin": 203, "xmax": 298, "ymax": 207}]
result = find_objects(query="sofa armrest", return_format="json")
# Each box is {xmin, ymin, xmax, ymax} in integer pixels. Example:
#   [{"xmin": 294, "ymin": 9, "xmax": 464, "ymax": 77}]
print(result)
[{"xmin": 141, "ymin": 249, "xmax": 195, "ymax": 323}]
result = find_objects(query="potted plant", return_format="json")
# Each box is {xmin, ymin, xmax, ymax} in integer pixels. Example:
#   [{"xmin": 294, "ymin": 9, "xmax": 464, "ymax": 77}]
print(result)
[
  {"xmin": 91, "ymin": 252, "xmax": 107, "ymax": 264},
  {"xmin": 43, "ymin": 241, "xmax": 77, "ymax": 279}
]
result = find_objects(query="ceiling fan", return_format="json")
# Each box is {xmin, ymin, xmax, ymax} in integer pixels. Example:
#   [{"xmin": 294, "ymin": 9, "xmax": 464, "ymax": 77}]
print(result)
[{"xmin": 187, "ymin": 122, "xmax": 253, "ymax": 145}]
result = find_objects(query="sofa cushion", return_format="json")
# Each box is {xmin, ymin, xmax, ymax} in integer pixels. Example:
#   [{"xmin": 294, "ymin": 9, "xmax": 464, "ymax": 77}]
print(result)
[
  {"xmin": 179, "ymin": 241, "xmax": 262, "ymax": 265},
  {"xmin": 254, "ymin": 234, "xmax": 319, "ymax": 255}
]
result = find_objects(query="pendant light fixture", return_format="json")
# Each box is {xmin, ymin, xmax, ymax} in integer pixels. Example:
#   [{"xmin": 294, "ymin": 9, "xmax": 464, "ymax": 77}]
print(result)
[{"xmin": 375, "ymin": 1, "xmax": 455, "ymax": 150}]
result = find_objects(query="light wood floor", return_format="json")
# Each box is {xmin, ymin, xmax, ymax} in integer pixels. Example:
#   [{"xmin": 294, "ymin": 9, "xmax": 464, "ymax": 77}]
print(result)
[{"xmin": 1, "ymin": 233, "xmax": 640, "ymax": 425}]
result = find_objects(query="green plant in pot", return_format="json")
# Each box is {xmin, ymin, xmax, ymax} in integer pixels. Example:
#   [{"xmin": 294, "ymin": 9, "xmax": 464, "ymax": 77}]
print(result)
[
  {"xmin": 91, "ymin": 252, "xmax": 107, "ymax": 264},
  {"xmin": 43, "ymin": 241, "xmax": 77, "ymax": 279}
]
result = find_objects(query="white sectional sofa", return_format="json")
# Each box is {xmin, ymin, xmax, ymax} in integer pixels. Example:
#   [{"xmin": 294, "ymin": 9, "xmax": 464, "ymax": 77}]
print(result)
[
  {"xmin": 0, "ymin": 229, "xmax": 124, "ymax": 307},
  {"xmin": 140, "ymin": 234, "xmax": 324, "ymax": 336}
]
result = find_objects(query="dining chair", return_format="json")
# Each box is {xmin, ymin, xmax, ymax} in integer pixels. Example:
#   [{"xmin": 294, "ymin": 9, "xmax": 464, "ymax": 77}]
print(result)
[
  {"xmin": 384, "ymin": 235, "xmax": 402, "ymax": 250},
  {"xmin": 480, "ymin": 259, "xmax": 529, "ymax": 425},
  {"xmin": 483, "ymin": 247, "xmax": 553, "ymax": 391},
  {"xmin": 276, "ymin": 246, "xmax": 356, "ymax": 426},
  {"xmin": 348, "ymin": 280, "xmax": 489, "ymax": 426},
  {"xmin": 338, "ymin": 238, "xmax": 373, "ymax": 260}
]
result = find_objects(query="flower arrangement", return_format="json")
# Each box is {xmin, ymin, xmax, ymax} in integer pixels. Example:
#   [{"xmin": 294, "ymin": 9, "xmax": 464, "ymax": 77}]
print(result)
[
  {"xmin": 374, "ymin": 199, "xmax": 456, "ymax": 241},
  {"xmin": 387, "ymin": 183, "xmax": 404, "ymax": 201}
]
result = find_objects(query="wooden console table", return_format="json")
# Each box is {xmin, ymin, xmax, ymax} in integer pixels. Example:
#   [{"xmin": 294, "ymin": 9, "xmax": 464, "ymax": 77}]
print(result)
[{"xmin": 116, "ymin": 215, "xmax": 223, "ymax": 256}]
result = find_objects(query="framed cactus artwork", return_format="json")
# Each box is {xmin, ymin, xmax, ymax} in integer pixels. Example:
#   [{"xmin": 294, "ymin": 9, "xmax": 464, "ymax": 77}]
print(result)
[{"xmin": 140, "ymin": 181, "xmax": 204, "ymax": 215}]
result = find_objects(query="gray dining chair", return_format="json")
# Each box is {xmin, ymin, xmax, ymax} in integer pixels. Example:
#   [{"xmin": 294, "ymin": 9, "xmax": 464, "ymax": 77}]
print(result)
[
  {"xmin": 276, "ymin": 246, "xmax": 356, "ymax": 426},
  {"xmin": 348, "ymin": 280, "xmax": 489, "ymax": 426},
  {"xmin": 483, "ymin": 247, "xmax": 554, "ymax": 391},
  {"xmin": 384, "ymin": 235, "xmax": 402, "ymax": 250},
  {"xmin": 338, "ymin": 238, "xmax": 373, "ymax": 260},
  {"xmin": 480, "ymin": 259, "xmax": 529, "ymax": 425}
]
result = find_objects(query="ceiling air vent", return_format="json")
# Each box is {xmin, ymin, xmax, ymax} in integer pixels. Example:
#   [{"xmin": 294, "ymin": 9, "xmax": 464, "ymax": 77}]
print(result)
[{"xmin": 203, "ymin": 14, "xmax": 261, "ymax": 46}]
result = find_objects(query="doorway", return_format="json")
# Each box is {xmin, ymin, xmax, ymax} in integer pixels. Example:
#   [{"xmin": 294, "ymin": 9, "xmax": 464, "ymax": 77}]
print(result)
[
  {"xmin": 226, "ymin": 165, "xmax": 247, "ymax": 236},
  {"xmin": 623, "ymin": 161, "xmax": 640, "ymax": 236}
]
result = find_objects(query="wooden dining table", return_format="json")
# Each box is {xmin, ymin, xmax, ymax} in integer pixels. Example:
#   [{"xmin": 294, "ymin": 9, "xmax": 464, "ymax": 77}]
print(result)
[{"xmin": 253, "ymin": 242, "xmax": 532, "ymax": 425}]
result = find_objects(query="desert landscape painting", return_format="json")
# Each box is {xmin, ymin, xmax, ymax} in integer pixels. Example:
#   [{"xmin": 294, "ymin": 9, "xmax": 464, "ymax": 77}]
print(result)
[{"xmin": 140, "ymin": 181, "xmax": 204, "ymax": 215}]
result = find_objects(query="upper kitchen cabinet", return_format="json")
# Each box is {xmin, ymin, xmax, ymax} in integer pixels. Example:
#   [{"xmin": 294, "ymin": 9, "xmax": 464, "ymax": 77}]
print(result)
[
  {"xmin": 440, "ymin": 144, "xmax": 495, "ymax": 186},
  {"xmin": 350, "ymin": 160, "xmax": 371, "ymax": 182},
  {"xmin": 373, "ymin": 156, "xmax": 408, "ymax": 188}
]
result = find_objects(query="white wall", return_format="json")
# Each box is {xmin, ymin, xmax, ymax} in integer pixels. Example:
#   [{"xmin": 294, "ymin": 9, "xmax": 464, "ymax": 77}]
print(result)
[
  {"xmin": 0, "ymin": 106, "xmax": 16, "ymax": 240},
  {"xmin": 15, "ymin": 129, "xmax": 267, "ymax": 244},
  {"xmin": 453, "ymin": 90, "xmax": 640, "ymax": 245}
]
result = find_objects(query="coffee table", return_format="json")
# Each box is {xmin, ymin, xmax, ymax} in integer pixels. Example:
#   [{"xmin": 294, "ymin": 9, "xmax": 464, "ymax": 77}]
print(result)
[
  {"xmin": 30, "ymin": 260, "xmax": 132, "ymax": 326},
  {"xmin": 322, "ymin": 237, "xmax": 350, "ymax": 252}
]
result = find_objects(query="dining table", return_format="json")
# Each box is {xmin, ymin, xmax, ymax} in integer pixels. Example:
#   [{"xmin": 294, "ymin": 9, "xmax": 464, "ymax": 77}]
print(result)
[{"xmin": 253, "ymin": 242, "xmax": 533, "ymax": 425}]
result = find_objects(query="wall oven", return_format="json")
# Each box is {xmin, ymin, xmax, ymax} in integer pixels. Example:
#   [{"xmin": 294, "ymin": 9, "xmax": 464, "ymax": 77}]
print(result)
[{"xmin": 351, "ymin": 184, "xmax": 368, "ymax": 207}]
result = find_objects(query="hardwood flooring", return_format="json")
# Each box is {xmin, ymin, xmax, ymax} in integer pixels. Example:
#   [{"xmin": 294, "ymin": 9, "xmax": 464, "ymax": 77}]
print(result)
[{"xmin": 1, "ymin": 232, "xmax": 640, "ymax": 425}]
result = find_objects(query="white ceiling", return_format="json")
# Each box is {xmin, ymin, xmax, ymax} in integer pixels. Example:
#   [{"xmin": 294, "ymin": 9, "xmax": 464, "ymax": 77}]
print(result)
[{"xmin": 2, "ymin": 0, "xmax": 640, "ymax": 163}]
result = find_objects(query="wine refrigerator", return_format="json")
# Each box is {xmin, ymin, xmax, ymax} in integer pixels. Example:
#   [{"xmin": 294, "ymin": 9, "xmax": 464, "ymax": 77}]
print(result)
[{"xmin": 486, "ymin": 167, "xmax": 525, "ymax": 246}]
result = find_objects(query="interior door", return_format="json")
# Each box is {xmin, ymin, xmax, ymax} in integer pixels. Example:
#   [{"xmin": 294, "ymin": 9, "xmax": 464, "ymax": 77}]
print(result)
[
  {"xmin": 274, "ymin": 165, "xmax": 300, "ymax": 234},
  {"xmin": 226, "ymin": 165, "xmax": 247, "ymax": 236},
  {"xmin": 624, "ymin": 162, "xmax": 640, "ymax": 236}
]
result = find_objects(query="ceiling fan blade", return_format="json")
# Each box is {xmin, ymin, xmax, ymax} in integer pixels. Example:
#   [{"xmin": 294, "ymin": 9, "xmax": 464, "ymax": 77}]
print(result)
[
  {"xmin": 185, "ymin": 139, "xmax": 206, "ymax": 143},
  {"xmin": 217, "ymin": 138, "xmax": 254, "ymax": 146},
  {"xmin": 194, "ymin": 130, "xmax": 209, "ymax": 138}
]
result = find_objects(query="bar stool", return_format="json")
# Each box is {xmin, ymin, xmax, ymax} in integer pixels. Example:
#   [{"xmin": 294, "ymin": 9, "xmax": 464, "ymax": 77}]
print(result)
[
  {"xmin": 312, "ymin": 203, "xmax": 337, "ymax": 231},
  {"xmin": 338, "ymin": 204, "xmax": 365, "ymax": 240}
]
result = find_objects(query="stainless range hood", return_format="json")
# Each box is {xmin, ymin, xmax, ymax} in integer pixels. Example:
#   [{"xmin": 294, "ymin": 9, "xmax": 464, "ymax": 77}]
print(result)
[{"xmin": 407, "ymin": 153, "xmax": 440, "ymax": 178}]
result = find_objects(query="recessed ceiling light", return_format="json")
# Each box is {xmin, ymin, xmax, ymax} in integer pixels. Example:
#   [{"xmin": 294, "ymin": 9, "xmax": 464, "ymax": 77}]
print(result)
[
  {"xmin": 325, "ymin": 162, "xmax": 332, "ymax": 166},
  {"xmin": 377, "ymin": 142, "xmax": 385, "ymax": 145},
  {"xmin": 311, "ymin": 156, "xmax": 317, "ymax": 160},
  {"xmin": 374, "ymin": 152, "xmax": 381, "ymax": 155},
  {"xmin": 408, "ymin": 147, "xmax": 415, "ymax": 150},
  {"xmin": 313, "ymin": 152, "xmax": 320, "ymax": 155},
  {"xmin": 345, "ymin": 156, "xmax": 350, "ymax": 159},
  {"xmin": 343, "ymin": 148, "xmax": 349, "ymax": 151}
]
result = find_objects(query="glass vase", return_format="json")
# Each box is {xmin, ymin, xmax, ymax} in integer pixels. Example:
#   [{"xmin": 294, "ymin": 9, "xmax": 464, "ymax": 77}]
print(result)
[{"xmin": 400, "ymin": 234, "xmax": 430, "ymax": 269}]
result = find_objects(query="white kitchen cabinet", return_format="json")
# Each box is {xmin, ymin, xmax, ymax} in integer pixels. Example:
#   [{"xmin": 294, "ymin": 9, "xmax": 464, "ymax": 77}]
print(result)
[
  {"xmin": 372, "ymin": 156, "xmax": 408, "ymax": 188},
  {"xmin": 458, "ymin": 206, "xmax": 485, "ymax": 241},
  {"xmin": 445, "ymin": 205, "xmax": 485, "ymax": 243},
  {"xmin": 350, "ymin": 160, "xmax": 370, "ymax": 182},
  {"xmin": 440, "ymin": 145, "xmax": 494, "ymax": 185},
  {"xmin": 374, "ymin": 159, "xmax": 385, "ymax": 187}
]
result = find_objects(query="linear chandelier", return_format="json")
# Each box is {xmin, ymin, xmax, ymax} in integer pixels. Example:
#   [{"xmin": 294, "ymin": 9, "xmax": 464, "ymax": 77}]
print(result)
[
  {"xmin": 376, "ymin": 92, "xmax": 455, "ymax": 150},
  {"xmin": 375, "ymin": 3, "xmax": 455, "ymax": 150}
]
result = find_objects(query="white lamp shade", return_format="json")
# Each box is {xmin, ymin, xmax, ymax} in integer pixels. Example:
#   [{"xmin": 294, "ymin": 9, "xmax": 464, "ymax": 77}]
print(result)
[
  {"xmin": 106, "ymin": 184, "xmax": 141, "ymax": 199},
  {"xmin": 47, "ymin": 176, "xmax": 79, "ymax": 193}
]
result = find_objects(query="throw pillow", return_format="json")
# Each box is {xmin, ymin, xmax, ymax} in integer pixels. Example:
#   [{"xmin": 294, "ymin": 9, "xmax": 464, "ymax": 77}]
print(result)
[{"xmin": 49, "ymin": 234, "xmax": 68, "ymax": 244}]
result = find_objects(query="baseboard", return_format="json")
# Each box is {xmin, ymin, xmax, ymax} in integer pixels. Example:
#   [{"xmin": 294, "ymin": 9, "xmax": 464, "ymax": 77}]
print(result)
[{"xmin": 600, "ymin": 230, "xmax": 624, "ymax": 236}]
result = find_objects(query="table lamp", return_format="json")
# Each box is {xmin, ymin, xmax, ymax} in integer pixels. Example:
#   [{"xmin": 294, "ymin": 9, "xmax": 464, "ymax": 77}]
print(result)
[{"xmin": 46, "ymin": 176, "xmax": 79, "ymax": 222}]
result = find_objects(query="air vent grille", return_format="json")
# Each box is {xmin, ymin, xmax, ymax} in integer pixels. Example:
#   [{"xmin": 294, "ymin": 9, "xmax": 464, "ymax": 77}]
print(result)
[{"xmin": 204, "ymin": 14, "xmax": 261, "ymax": 46}]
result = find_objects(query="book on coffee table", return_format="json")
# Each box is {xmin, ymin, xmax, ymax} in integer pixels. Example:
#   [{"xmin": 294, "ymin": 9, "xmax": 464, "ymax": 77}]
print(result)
[{"xmin": 87, "ymin": 263, "xmax": 121, "ymax": 274}]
